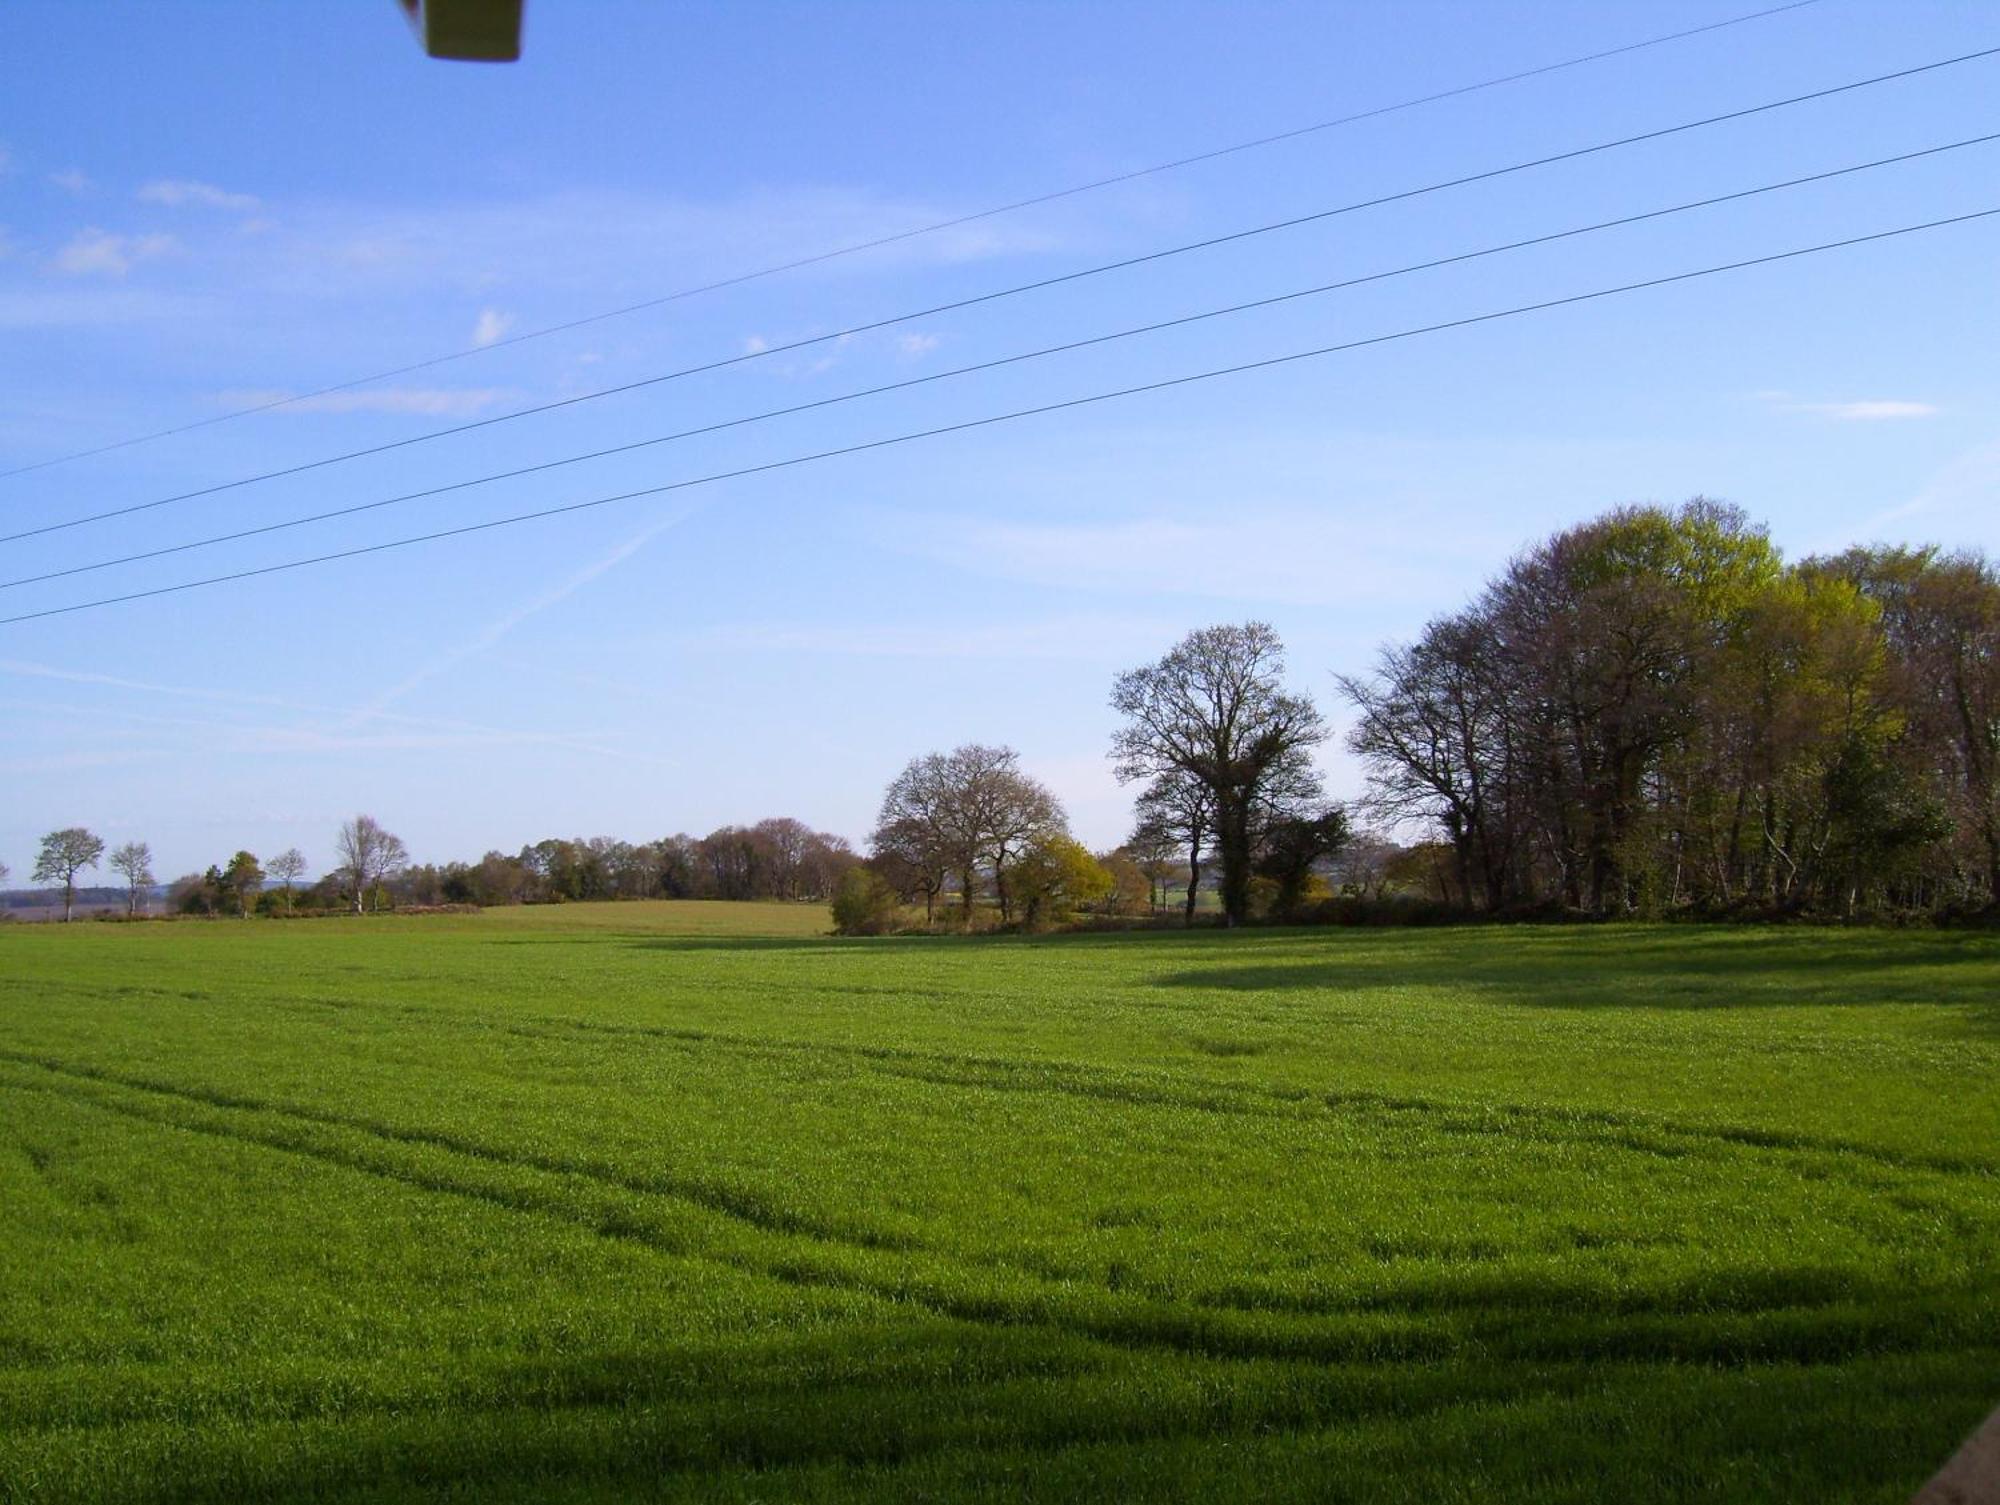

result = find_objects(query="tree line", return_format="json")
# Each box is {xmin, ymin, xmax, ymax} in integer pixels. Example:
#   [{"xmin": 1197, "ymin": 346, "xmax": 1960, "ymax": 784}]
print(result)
[
  {"xmin": 847, "ymin": 626, "xmax": 1348, "ymax": 932},
  {"xmin": 4, "ymin": 814, "xmax": 867, "ymax": 920},
  {"xmin": 1340, "ymin": 500, "xmax": 2000, "ymax": 918},
  {"xmin": 15, "ymin": 500, "xmax": 1993, "ymax": 930},
  {"xmin": 407, "ymin": 819, "xmax": 862, "ymax": 907}
]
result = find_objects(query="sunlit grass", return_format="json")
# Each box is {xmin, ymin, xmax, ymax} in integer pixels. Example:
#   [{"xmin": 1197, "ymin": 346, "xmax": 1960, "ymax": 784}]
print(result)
[{"xmin": 2, "ymin": 906, "xmax": 1995, "ymax": 1501}]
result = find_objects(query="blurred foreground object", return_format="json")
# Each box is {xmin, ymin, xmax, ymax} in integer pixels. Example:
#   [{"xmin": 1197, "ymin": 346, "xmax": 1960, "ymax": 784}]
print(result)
[
  {"xmin": 1915, "ymin": 1406, "xmax": 2000, "ymax": 1503},
  {"xmin": 397, "ymin": 0, "xmax": 523, "ymax": 61}
]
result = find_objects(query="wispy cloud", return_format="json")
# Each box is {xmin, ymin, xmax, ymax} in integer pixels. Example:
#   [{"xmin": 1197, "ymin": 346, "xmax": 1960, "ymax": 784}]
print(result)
[
  {"xmin": 341, "ymin": 504, "xmax": 706, "ymax": 738},
  {"xmin": 1818, "ymin": 441, "xmax": 2000, "ymax": 554},
  {"xmin": 137, "ymin": 178, "xmax": 260, "ymax": 212},
  {"xmin": 1757, "ymin": 390, "xmax": 1937, "ymax": 422},
  {"xmin": 214, "ymin": 386, "xmax": 514, "ymax": 417},
  {"xmin": 673, "ymin": 611, "xmax": 1181, "ymax": 662},
  {"xmin": 0, "ymin": 749, "xmax": 164, "ymax": 776},
  {"xmin": 471, "ymin": 307, "xmax": 513, "ymax": 346},
  {"xmin": 879, "ymin": 509, "xmax": 1453, "ymax": 608},
  {"xmin": 0, "ymin": 657, "xmax": 627, "ymax": 757},
  {"xmin": 897, "ymin": 332, "xmax": 940, "ymax": 357},
  {"xmin": 50, "ymin": 227, "xmax": 177, "ymax": 277},
  {"xmin": 48, "ymin": 168, "xmax": 92, "ymax": 196}
]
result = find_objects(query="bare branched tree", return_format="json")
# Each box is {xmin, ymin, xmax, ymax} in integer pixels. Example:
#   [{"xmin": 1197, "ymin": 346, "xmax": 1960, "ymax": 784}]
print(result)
[
  {"xmin": 873, "ymin": 744, "xmax": 1063, "ymax": 922},
  {"xmin": 268, "ymin": 848, "xmax": 307, "ymax": 911},
  {"xmin": 109, "ymin": 841, "xmax": 155, "ymax": 916},
  {"xmin": 1111, "ymin": 624, "xmax": 1326, "ymax": 926},
  {"xmin": 334, "ymin": 815, "xmax": 408, "ymax": 915}
]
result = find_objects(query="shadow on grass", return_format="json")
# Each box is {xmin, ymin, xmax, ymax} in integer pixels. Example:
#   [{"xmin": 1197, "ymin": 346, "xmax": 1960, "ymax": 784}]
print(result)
[
  {"xmin": 1142, "ymin": 927, "xmax": 2000, "ymax": 1028},
  {"xmin": 601, "ymin": 924, "xmax": 2000, "ymax": 1035}
]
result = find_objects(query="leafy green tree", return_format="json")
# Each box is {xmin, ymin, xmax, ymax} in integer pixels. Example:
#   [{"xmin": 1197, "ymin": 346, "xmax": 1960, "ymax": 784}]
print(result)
[
  {"xmin": 1010, "ymin": 835, "xmax": 1112, "ymax": 929},
  {"xmin": 34, "ymin": 827, "xmax": 105, "ymax": 922},
  {"xmin": 1255, "ymin": 807, "xmax": 1351, "ymax": 919},
  {"xmin": 830, "ymin": 865, "xmax": 901, "ymax": 936},
  {"xmin": 222, "ymin": 851, "xmax": 264, "ymax": 918}
]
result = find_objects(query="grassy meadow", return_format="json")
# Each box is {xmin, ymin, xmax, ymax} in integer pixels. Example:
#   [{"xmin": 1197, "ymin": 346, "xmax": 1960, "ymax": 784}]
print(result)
[{"xmin": 2, "ymin": 902, "xmax": 1996, "ymax": 1502}]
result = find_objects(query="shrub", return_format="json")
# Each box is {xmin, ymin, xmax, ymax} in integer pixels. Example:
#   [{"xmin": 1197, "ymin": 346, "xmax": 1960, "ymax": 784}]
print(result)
[{"xmin": 830, "ymin": 866, "xmax": 901, "ymax": 936}]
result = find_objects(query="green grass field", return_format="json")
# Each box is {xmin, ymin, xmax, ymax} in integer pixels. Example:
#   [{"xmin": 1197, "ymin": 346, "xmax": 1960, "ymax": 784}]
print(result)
[{"xmin": 3, "ymin": 903, "xmax": 1996, "ymax": 1503}]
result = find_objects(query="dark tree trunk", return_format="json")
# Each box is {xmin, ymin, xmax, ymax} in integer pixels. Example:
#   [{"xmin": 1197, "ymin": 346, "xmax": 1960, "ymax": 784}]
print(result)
[{"xmin": 1216, "ymin": 800, "xmax": 1253, "ymax": 927}]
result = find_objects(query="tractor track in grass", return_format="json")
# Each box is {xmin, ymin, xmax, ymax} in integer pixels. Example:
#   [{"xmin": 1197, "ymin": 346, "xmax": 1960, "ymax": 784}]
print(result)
[
  {"xmin": 2, "ymin": 1054, "xmax": 1989, "ymax": 1376},
  {"xmin": 11, "ymin": 975, "xmax": 1989, "ymax": 1183},
  {"xmin": 0, "ymin": 1046, "xmax": 921, "ymax": 1254},
  {"xmin": 0, "ymin": 1059, "xmax": 1449, "ymax": 1369}
]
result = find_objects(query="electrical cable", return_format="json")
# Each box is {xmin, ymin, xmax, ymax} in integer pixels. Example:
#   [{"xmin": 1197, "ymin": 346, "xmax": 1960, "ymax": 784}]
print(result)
[
  {"xmin": 12, "ymin": 39, "xmax": 1992, "ymax": 545},
  {"xmin": 9, "ymin": 130, "xmax": 1993, "ymax": 592},
  {"xmin": 5, "ymin": 203, "xmax": 1992, "ymax": 628},
  {"xmin": 0, "ymin": 0, "xmax": 1829, "ymax": 481}
]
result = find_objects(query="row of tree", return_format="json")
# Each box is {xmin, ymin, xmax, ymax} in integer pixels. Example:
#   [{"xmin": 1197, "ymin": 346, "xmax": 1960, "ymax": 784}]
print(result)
[
  {"xmin": 23, "ymin": 507, "xmax": 1992, "ymax": 929},
  {"xmin": 854, "ymin": 626, "xmax": 1351, "ymax": 930},
  {"xmin": 399, "ymin": 818, "xmax": 861, "ymax": 908},
  {"xmin": 13, "ymin": 817, "xmax": 402, "ymax": 921},
  {"xmin": 1340, "ymin": 500, "xmax": 2000, "ymax": 917}
]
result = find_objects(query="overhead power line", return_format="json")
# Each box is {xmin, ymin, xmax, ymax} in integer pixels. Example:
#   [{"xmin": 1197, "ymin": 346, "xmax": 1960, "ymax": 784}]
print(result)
[
  {"xmin": 12, "ymin": 130, "xmax": 1995, "ymax": 593},
  {"xmin": 12, "ymin": 39, "xmax": 1994, "ymax": 548},
  {"xmin": 0, "ymin": 0, "xmax": 1827, "ymax": 482},
  {"xmin": 5, "ymin": 203, "xmax": 1993, "ymax": 629}
]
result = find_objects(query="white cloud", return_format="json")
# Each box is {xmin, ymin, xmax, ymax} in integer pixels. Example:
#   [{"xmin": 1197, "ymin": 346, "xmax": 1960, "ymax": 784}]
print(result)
[
  {"xmin": 51, "ymin": 227, "xmax": 177, "ymax": 277},
  {"xmin": 897, "ymin": 332, "xmax": 940, "ymax": 357},
  {"xmin": 137, "ymin": 178, "xmax": 260, "ymax": 212},
  {"xmin": 1806, "ymin": 400, "xmax": 1937, "ymax": 422},
  {"xmin": 213, "ymin": 386, "xmax": 513, "ymax": 417},
  {"xmin": 471, "ymin": 307, "xmax": 513, "ymax": 346},
  {"xmin": 1757, "ymin": 391, "xmax": 1937, "ymax": 422},
  {"xmin": 48, "ymin": 168, "xmax": 92, "ymax": 196},
  {"xmin": 743, "ymin": 334, "xmax": 770, "ymax": 354}
]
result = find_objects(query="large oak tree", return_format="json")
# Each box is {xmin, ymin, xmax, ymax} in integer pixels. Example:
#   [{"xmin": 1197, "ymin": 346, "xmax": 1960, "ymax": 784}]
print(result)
[{"xmin": 1111, "ymin": 623, "xmax": 1326, "ymax": 927}]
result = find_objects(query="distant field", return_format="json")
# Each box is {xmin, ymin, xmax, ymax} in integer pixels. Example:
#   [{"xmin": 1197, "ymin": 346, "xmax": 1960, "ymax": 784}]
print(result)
[{"xmin": 3, "ymin": 903, "xmax": 1996, "ymax": 1502}]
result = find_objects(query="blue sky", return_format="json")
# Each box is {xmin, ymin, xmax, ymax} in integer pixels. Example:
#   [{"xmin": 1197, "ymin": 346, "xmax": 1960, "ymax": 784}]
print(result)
[{"xmin": 2, "ymin": 0, "xmax": 1996, "ymax": 883}]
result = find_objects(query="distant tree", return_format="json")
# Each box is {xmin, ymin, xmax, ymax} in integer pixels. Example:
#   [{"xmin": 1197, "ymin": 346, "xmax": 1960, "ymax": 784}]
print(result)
[
  {"xmin": 108, "ymin": 841, "xmax": 155, "ymax": 916},
  {"xmin": 830, "ymin": 865, "xmax": 901, "ymax": 936},
  {"xmin": 1009, "ymin": 835, "xmax": 1112, "ymax": 929},
  {"xmin": 221, "ymin": 851, "xmax": 264, "ymax": 918},
  {"xmin": 1112, "ymin": 624, "xmax": 1326, "ymax": 926},
  {"xmin": 957, "ymin": 746, "xmax": 1065, "ymax": 924},
  {"xmin": 1132, "ymin": 769, "xmax": 1215, "ymax": 926},
  {"xmin": 797, "ymin": 831, "xmax": 859, "ymax": 902},
  {"xmin": 1255, "ymin": 806, "xmax": 1351, "ymax": 919},
  {"xmin": 872, "ymin": 758, "xmax": 956, "ymax": 920},
  {"xmin": 268, "ymin": 848, "xmax": 307, "ymax": 911},
  {"xmin": 1123, "ymin": 822, "xmax": 1177, "ymax": 914},
  {"xmin": 1096, "ymin": 849, "xmax": 1153, "ymax": 918},
  {"xmin": 34, "ymin": 827, "xmax": 106, "ymax": 923},
  {"xmin": 168, "ymin": 872, "xmax": 213, "ymax": 916},
  {"xmin": 654, "ymin": 836, "xmax": 699, "ymax": 898},
  {"xmin": 0, "ymin": 861, "xmax": 10, "ymax": 889},
  {"xmin": 471, "ymin": 850, "xmax": 530, "ymax": 905},
  {"xmin": 334, "ymin": 815, "xmax": 408, "ymax": 915},
  {"xmin": 872, "ymin": 745, "xmax": 1061, "ymax": 923},
  {"xmin": 1328, "ymin": 830, "xmax": 1403, "ymax": 899}
]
